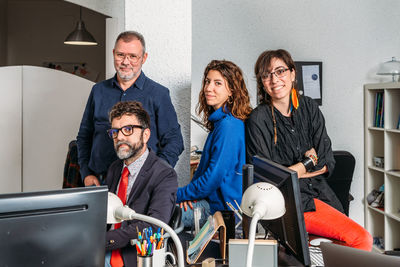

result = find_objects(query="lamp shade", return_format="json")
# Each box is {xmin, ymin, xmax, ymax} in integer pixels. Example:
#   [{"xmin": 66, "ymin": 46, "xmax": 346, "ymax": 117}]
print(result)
[
  {"xmin": 64, "ymin": 7, "xmax": 97, "ymax": 46},
  {"xmin": 377, "ymin": 57, "xmax": 400, "ymax": 82},
  {"xmin": 241, "ymin": 183, "xmax": 286, "ymax": 267},
  {"xmin": 240, "ymin": 182, "xmax": 286, "ymax": 220},
  {"xmin": 107, "ymin": 192, "xmax": 123, "ymax": 224}
]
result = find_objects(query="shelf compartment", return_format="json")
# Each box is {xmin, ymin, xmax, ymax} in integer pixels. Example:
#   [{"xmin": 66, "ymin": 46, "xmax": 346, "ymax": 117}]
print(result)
[
  {"xmin": 385, "ymin": 174, "xmax": 400, "ymax": 220},
  {"xmin": 385, "ymin": 217, "xmax": 400, "ymax": 251},
  {"xmin": 385, "ymin": 131, "xmax": 400, "ymax": 171},
  {"xmin": 366, "ymin": 130, "xmax": 384, "ymax": 168},
  {"xmin": 385, "ymin": 88, "xmax": 400, "ymax": 130},
  {"xmin": 365, "ymin": 168, "xmax": 384, "ymax": 202},
  {"xmin": 366, "ymin": 89, "xmax": 384, "ymax": 128},
  {"xmin": 368, "ymin": 165, "xmax": 384, "ymax": 173},
  {"xmin": 387, "ymin": 170, "xmax": 400, "ymax": 178},
  {"xmin": 386, "ymin": 129, "xmax": 400, "ymax": 134},
  {"xmin": 366, "ymin": 208, "xmax": 384, "ymax": 250}
]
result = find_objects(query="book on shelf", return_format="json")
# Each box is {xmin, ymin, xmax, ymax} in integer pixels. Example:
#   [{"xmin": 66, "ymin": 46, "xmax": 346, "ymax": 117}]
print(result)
[
  {"xmin": 397, "ymin": 113, "xmax": 400, "ymax": 129},
  {"xmin": 373, "ymin": 92, "xmax": 384, "ymax": 128}
]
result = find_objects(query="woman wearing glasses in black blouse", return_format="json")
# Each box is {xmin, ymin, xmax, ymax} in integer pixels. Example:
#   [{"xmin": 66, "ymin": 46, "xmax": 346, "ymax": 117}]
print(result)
[{"xmin": 245, "ymin": 49, "xmax": 372, "ymax": 250}]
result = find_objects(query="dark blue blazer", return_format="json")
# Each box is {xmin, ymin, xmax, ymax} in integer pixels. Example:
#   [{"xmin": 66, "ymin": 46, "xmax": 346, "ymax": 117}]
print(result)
[{"xmin": 105, "ymin": 150, "xmax": 177, "ymax": 267}]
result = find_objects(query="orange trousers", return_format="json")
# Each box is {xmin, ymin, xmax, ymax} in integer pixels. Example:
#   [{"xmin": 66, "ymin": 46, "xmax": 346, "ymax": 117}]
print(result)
[{"xmin": 304, "ymin": 198, "xmax": 372, "ymax": 251}]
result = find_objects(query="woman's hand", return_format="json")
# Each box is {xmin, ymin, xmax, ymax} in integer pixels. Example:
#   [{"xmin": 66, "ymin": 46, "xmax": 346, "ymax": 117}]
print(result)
[
  {"xmin": 179, "ymin": 200, "xmax": 197, "ymax": 212},
  {"xmin": 304, "ymin": 147, "xmax": 318, "ymax": 166}
]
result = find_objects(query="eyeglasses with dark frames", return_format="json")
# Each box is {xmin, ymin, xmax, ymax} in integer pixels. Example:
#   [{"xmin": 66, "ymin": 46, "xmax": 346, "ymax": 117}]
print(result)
[
  {"xmin": 262, "ymin": 67, "xmax": 289, "ymax": 81},
  {"xmin": 107, "ymin": 125, "xmax": 144, "ymax": 139}
]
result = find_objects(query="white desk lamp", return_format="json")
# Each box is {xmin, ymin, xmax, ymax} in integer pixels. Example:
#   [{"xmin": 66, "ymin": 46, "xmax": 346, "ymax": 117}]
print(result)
[
  {"xmin": 240, "ymin": 183, "xmax": 286, "ymax": 267},
  {"xmin": 107, "ymin": 192, "xmax": 185, "ymax": 267}
]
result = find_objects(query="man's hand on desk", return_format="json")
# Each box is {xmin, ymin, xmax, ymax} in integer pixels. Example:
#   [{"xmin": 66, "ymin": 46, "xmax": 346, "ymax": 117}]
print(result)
[
  {"xmin": 84, "ymin": 175, "xmax": 101, "ymax": 186},
  {"xmin": 179, "ymin": 200, "xmax": 197, "ymax": 211}
]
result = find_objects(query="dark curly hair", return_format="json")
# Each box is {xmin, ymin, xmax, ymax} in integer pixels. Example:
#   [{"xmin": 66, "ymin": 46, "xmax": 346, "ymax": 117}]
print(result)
[
  {"xmin": 197, "ymin": 60, "xmax": 252, "ymax": 131},
  {"xmin": 109, "ymin": 101, "xmax": 150, "ymax": 129},
  {"xmin": 254, "ymin": 49, "xmax": 297, "ymax": 105}
]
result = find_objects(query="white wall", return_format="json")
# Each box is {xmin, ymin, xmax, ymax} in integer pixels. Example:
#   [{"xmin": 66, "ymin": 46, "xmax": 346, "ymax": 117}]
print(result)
[
  {"xmin": 192, "ymin": 0, "xmax": 400, "ymax": 225},
  {"xmin": 124, "ymin": 0, "xmax": 192, "ymax": 186}
]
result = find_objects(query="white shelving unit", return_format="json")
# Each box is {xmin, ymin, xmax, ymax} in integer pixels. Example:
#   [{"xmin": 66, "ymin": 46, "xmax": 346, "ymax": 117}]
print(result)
[{"xmin": 364, "ymin": 82, "xmax": 400, "ymax": 253}]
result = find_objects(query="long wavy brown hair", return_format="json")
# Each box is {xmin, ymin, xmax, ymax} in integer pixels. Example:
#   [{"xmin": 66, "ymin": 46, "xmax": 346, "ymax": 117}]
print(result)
[
  {"xmin": 197, "ymin": 60, "xmax": 252, "ymax": 131},
  {"xmin": 254, "ymin": 49, "xmax": 298, "ymax": 105}
]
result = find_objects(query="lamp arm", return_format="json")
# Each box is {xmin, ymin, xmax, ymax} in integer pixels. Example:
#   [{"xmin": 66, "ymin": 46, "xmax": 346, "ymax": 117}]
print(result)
[
  {"xmin": 246, "ymin": 212, "xmax": 261, "ymax": 267},
  {"xmin": 115, "ymin": 206, "xmax": 185, "ymax": 267}
]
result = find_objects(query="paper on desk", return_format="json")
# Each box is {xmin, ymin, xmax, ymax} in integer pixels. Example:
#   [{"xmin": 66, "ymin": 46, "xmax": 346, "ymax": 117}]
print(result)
[{"xmin": 187, "ymin": 216, "xmax": 215, "ymax": 264}]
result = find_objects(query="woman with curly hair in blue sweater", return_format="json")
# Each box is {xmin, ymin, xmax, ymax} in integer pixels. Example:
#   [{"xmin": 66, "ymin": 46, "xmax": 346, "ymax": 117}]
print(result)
[{"xmin": 177, "ymin": 60, "xmax": 252, "ymax": 227}]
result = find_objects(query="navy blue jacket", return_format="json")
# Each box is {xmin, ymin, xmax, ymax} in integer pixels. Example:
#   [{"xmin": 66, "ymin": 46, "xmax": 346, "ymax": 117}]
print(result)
[{"xmin": 77, "ymin": 72, "xmax": 184, "ymax": 180}]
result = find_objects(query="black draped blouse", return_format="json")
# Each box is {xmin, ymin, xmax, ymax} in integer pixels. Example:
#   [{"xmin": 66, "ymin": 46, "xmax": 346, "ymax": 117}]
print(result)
[{"xmin": 245, "ymin": 96, "xmax": 343, "ymax": 213}]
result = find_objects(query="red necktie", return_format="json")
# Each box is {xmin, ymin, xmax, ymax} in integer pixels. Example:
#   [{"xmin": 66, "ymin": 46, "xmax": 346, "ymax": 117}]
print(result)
[{"xmin": 110, "ymin": 167, "xmax": 129, "ymax": 267}]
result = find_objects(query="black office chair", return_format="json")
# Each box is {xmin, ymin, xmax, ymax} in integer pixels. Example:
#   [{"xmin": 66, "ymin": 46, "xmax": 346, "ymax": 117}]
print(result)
[
  {"xmin": 327, "ymin": 150, "xmax": 355, "ymax": 216},
  {"xmin": 63, "ymin": 140, "xmax": 84, "ymax": 188}
]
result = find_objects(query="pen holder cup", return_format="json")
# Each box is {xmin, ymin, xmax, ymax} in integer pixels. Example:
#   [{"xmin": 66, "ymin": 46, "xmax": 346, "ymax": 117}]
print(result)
[
  {"xmin": 152, "ymin": 246, "xmax": 176, "ymax": 267},
  {"xmin": 137, "ymin": 255, "xmax": 153, "ymax": 267}
]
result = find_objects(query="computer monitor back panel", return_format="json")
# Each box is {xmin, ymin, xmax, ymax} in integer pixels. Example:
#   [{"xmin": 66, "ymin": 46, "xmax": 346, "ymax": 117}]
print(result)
[
  {"xmin": 0, "ymin": 186, "xmax": 108, "ymax": 267},
  {"xmin": 252, "ymin": 156, "xmax": 311, "ymax": 266}
]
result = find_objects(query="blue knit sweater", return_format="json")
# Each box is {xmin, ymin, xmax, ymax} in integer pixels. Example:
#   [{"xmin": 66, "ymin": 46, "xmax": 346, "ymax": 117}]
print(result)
[{"xmin": 177, "ymin": 107, "xmax": 245, "ymax": 213}]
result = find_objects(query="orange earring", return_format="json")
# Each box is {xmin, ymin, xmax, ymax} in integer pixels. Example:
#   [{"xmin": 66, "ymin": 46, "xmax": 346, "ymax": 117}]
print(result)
[{"xmin": 291, "ymin": 88, "xmax": 299, "ymax": 110}]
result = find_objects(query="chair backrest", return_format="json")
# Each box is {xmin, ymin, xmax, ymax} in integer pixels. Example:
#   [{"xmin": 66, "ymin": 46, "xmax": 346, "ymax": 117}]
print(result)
[
  {"xmin": 168, "ymin": 205, "xmax": 183, "ymax": 232},
  {"xmin": 327, "ymin": 150, "xmax": 356, "ymax": 216},
  {"xmin": 63, "ymin": 140, "xmax": 84, "ymax": 188}
]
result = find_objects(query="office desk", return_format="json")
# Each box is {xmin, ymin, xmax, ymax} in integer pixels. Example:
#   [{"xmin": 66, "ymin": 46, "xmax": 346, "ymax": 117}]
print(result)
[{"xmin": 178, "ymin": 232, "xmax": 304, "ymax": 267}]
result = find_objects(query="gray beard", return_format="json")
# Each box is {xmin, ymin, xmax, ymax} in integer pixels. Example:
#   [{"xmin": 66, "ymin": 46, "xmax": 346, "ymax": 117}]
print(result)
[
  {"xmin": 117, "ymin": 70, "xmax": 136, "ymax": 81},
  {"xmin": 116, "ymin": 65, "xmax": 141, "ymax": 81},
  {"xmin": 115, "ymin": 139, "xmax": 144, "ymax": 161}
]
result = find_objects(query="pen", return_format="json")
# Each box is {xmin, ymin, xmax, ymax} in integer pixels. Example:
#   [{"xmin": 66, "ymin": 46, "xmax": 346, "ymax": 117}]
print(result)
[
  {"xmin": 234, "ymin": 199, "xmax": 243, "ymax": 214},
  {"xmin": 226, "ymin": 201, "xmax": 243, "ymax": 220},
  {"xmin": 135, "ymin": 243, "xmax": 141, "ymax": 254}
]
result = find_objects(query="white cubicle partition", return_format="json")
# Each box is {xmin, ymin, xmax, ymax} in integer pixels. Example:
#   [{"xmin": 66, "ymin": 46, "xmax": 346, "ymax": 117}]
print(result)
[
  {"xmin": 0, "ymin": 66, "xmax": 22, "ymax": 193},
  {"xmin": 0, "ymin": 66, "xmax": 93, "ymax": 193}
]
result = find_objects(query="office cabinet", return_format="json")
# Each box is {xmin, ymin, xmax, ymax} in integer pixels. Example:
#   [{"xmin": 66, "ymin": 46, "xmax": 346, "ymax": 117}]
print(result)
[{"xmin": 364, "ymin": 82, "xmax": 400, "ymax": 252}]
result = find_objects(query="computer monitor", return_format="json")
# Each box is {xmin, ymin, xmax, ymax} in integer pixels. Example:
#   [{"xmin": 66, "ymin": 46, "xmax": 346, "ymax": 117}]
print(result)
[
  {"xmin": 244, "ymin": 156, "xmax": 311, "ymax": 266},
  {"xmin": 0, "ymin": 186, "xmax": 108, "ymax": 267}
]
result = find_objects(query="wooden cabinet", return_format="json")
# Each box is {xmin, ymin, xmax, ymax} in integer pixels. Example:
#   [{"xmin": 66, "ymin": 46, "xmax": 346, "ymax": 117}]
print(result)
[{"xmin": 364, "ymin": 82, "xmax": 400, "ymax": 252}]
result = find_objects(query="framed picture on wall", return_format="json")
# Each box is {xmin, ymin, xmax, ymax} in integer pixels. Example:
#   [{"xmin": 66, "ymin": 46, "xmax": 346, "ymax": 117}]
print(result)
[{"xmin": 294, "ymin": 61, "xmax": 322, "ymax": 105}]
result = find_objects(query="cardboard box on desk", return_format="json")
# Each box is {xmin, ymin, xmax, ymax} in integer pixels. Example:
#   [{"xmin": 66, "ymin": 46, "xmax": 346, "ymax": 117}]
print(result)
[{"xmin": 229, "ymin": 239, "xmax": 277, "ymax": 267}]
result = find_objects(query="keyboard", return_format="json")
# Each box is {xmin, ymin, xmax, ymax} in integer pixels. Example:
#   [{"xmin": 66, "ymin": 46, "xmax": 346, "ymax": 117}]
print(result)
[{"xmin": 309, "ymin": 246, "xmax": 324, "ymax": 266}]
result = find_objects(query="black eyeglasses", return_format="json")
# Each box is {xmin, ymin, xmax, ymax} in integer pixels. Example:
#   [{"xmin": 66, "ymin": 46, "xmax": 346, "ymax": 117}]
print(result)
[
  {"xmin": 107, "ymin": 125, "xmax": 144, "ymax": 139},
  {"xmin": 262, "ymin": 67, "xmax": 289, "ymax": 81}
]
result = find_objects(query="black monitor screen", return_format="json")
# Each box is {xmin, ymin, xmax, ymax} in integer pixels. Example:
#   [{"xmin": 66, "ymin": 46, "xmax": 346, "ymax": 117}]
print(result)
[
  {"xmin": 250, "ymin": 156, "xmax": 311, "ymax": 266},
  {"xmin": 0, "ymin": 186, "xmax": 108, "ymax": 267}
]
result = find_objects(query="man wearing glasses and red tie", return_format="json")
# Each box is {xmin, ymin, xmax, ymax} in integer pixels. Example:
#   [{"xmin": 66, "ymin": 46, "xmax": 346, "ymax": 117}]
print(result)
[
  {"xmin": 104, "ymin": 101, "xmax": 177, "ymax": 267},
  {"xmin": 77, "ymin": 31, "xmax": 183, "ymax": 188}
]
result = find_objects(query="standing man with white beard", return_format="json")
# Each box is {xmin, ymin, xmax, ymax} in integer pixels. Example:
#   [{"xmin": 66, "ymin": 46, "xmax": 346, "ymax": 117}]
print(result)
[
  {"xmin": 104, "ymin": 101, "xmax": 177, "ymax": 267},
  {"xmin": 77, "ymin": 31, "xmax": 183, "ymax": 187}
]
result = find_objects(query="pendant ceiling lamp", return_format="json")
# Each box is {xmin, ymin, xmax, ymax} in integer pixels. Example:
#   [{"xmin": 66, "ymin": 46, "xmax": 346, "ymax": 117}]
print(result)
[{"xmin": 64, "ymin": 6, "xmax": 97, "ymax": 46}]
